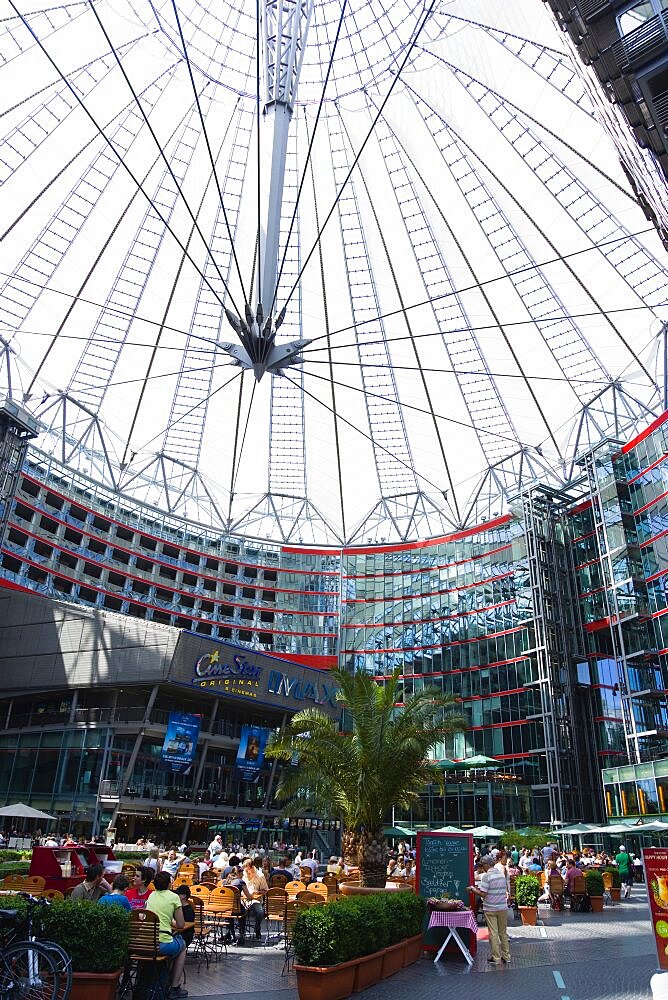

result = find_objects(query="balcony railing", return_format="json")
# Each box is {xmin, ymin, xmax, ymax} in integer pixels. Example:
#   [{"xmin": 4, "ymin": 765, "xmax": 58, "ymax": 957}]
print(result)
[{"xmin": 600, "ymin": 11, "xmax": 668, "ymax": 76}]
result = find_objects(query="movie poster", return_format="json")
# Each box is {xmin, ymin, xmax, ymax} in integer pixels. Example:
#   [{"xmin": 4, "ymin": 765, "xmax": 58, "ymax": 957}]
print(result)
[
  {"xmin": 643, "ymin": 848, "xmax": 668, "ymax": 970},
  {"xmin": 235, "ymin": 725, "xmax": 269, "ymax": 781},
  {"xmin": 160, "ymin": 712, "xmax": 201, "ymax": 772}
]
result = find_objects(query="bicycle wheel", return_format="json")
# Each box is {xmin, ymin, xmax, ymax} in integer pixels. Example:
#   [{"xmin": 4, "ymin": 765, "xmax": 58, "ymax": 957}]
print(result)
[
  {"xmin": 38, "ymin": 944, "xmax": 71, "ymax": 1000},
  {"xmin": 0, "ymin": 941, "xmax": 59, "ymax": 1000}
]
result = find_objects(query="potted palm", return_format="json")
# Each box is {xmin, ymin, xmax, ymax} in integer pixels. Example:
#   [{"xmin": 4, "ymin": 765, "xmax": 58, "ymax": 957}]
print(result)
[
  {"xmin": 585, "ymin": 870, "xmax": 605, "ymax": 912},
  {"xmin": 515, "ymin": 875, "xmax": 541, "ymax": 926},
  {"xmin": 266, "ymin": 667, "xmax": 464, "ymax": 887},
  {"xmin": 39, "ymin": 899, "xmax": 129, "ymax": 999}
]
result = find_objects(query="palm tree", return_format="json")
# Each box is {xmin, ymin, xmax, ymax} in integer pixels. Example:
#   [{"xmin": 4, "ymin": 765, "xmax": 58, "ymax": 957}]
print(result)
[{"xmin": 265, "ymin": 667, "xmax": 465, "ymax": 887}]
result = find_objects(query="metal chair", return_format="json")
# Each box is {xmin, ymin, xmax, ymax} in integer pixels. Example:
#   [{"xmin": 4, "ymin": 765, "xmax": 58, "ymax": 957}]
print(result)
[
  {"xmin": 282, "ymin": 900, "xmax": 299, "ymax": 976},
  {"xmin": 188, "ymin": 898, "xmax": 214, "ymax": 972}
]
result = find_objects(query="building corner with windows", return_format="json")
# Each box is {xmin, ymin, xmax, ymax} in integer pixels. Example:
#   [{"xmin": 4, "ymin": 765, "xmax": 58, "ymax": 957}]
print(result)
[{"xmin": 1, "ymin": 411, "xmax": 668, "ymax": 836}]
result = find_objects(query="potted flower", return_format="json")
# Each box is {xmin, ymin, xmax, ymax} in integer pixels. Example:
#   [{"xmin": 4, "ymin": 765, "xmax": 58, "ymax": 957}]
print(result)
[
  {"xmin": 515, "ymin": 875, "xmax": 541, "ymax": 926},
  {"xmin": 604, "ymin": 867, "xmax": 622, "ymax": 902},
  {"xmin": 585, "ymin": 870, "xmax": 605, "ymax": 912},
  {"xmin": 39, "ymin": 899, "xmax": 129, "ymax": 999}
]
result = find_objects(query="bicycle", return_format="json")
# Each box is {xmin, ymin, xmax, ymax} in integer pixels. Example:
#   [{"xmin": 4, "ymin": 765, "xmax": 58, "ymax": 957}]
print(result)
[{"xmin": 0, "ymin": 895, "xmax": 72, "ymax": 1000}]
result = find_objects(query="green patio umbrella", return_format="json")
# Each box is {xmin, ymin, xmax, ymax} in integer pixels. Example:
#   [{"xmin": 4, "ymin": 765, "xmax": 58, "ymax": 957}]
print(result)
[
  {"xmin": 383, "ymin": 826, "xmax": 415, "ymax": 838},
  {"xmin": 433, "ymin": 759, "xmax": 458, "ymax": 770},
  {"xmin": 453, "ymin": 755, "xmax": 500, "ymax": 770}
]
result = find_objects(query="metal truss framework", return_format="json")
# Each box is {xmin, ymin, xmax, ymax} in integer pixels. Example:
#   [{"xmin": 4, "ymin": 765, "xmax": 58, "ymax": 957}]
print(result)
[{"xmin": 0, "ymin": 2, "xmax": 667, "ymax": 545}]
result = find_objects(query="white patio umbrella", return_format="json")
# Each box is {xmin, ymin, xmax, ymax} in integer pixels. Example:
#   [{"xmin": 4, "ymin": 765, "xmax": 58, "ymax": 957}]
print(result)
[
  {"xmin": 0, "ymin": 803, "xmax": 56, "ymax": 821},
  {"xmin": 470, "ymin": 825, "xmax": 504, "ymax": 839},
  {"xmin": 433, "ymin": 825, "xmax": 465, "ymax": 834}
]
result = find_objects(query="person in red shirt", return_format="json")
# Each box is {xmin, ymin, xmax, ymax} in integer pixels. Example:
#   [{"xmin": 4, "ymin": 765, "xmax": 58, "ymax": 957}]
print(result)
[{"xmin": 125, "ymin": 866, "xmax": 154, "ymax": 911}]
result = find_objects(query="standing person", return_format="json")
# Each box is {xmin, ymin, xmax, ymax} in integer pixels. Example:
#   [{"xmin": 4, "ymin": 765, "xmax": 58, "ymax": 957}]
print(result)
[
  {"xmin": 146, "ymin": 871, "xmax": 187, "ymax": 1000},
  {"xmin": 209, "ymin": 834, "xmax": 224, "ymax": 859},
  {"xmin": 469, "ymin": 850, "xmax": 511, "ymax": 965},
  {"xmin": 616, "ymin": 844, "xmax": 633, "ymax": 898}
]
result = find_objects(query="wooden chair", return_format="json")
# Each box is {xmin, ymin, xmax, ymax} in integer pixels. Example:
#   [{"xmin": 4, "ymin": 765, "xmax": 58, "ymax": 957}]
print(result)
[
  {"xmin": 284, "ymin": 880, "xmax": 305, "ymax": 898},
  {"xmin": 119, "ymin": 910, "xmax": 168, "ymax": 1000},
  {"xmin": 321, "ymin": 874, "xmax": 339, "ymax": 899},
  {"xmin": 189, "ymin": 884, "xmax": 210, "ymax": 903},
  {"xmin": 570, "ymin": 874, "xmax": 588, "ymax": 912},
  {"xmin": 269, "ymin": 873, "xmax": 289, "ymax": 889},
  {"xmin": 205, "ymin": 887, "xmax": 241, "ymax": 952},
  {"xmin": 548, "ymin": 875, "xmax": 564, "ymax": 911},
  {"xmin": 189, "ymin": 898, "xmax": 214, "ymax": 972},
  {"xmin": 122, "ymin": 864, "xmax": 137, "ymax": 877},
  {"xmin": 299, "ymin": 866, "xmax": 313, "ymax": 885},
  {"xmin": 264, "ymin": 887, "xmax": 288, "ymax": 943},
  {"xmin": 282, "ymin": 900, "xmax": 299, "ymax": 976},
  {"xmin": 307, "ymin": 882, "xmax": 328, "ymax": 901},
  {"xmin": 42, "ymin": 889, "xmax": 64, "ymax": 902},
  {"xmin": 296, "ymin": 890, "xmax": 325, "ymax": 907},
  {"xmin": 173, "ymin": 875, "xmax": 194, "ymax": 889},
  {"xmin": 200, "ymin": 871, "xmax": 218, "ymax": 888},
  {"xmin": 508, "ymin": 875, "xmax": 518, "ymax": 918}
]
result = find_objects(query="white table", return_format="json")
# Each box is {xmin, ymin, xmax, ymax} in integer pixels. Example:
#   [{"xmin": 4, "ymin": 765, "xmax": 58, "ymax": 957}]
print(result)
[{"xmin": 428, "ymin": 909, "xmax": 478, "ymax": 966}]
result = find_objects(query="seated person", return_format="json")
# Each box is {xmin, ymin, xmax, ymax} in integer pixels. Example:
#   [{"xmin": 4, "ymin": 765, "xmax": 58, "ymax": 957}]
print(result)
[
  {"xmin": 160, "ymin": 849, "xmax": 185, "ymax": 878},
  {"xmin": 146, "ymin": 871, "xmax": 187, "ymax": 1000},
  {"xmin": 223, "ymin": 865, "xmax": 254, "ymax": 942},
  {"xmin": 98, "ymin": 874, "xmax": 132, "ymax": 909},
  {"xmin": 71, "ymin": 864, "xmax": 112, "ymax": 902},
  {"xmin": 241, "ymin": 859, "xmax": 268, "ymax": 941},
  {"xmin": 563, "ymin": 859, "xmax": 582, "ymax": 895},
  {"xmin": 174, "ymin": 885, "xmax": 195, "ymax": 949},
  {"xmin": 125, "ymin": 866, "xmax": 154, "ymax": 910},
  {"xmin": 326, "ymin": 856, "xmax": 342, "ymax": 875},
  {"xmin": 269, "ymin": 857, "xmax": 292, "ymax": 880}
]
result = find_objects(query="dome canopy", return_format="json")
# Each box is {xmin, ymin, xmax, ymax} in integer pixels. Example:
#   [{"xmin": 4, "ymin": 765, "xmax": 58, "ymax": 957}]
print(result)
[{"xmin": 1, "ymin": 0, "xmax": 667, "ymax": 544}]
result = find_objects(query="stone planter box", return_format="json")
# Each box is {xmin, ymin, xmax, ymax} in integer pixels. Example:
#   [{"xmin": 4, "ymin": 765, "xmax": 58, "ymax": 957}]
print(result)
[
  {"xmin": 402, "ymin": 933, "xmax": 423, "ymax": 966},
  {"xmin": 380, "ymin": 941, "xmax": 405, "ymax": 978},
  {"xmin": 352, "ymin": 951, "xmax": 384, "ymax": 992},
  {"xmin": 297, "ymin": 933, "xmax": 423, "ymax": 1000},
  {"xmin": 518, "ymin": 905, "xmax": 538, "ymax": 926},
  {"xmin": 589, "ymin": 895, "xmax": 604, "ymax": 913}
]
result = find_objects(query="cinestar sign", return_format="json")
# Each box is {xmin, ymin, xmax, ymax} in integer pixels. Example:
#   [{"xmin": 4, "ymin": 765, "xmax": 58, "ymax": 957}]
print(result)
[{"xmin": 191, "ymin": 649, "xmax": 338, "ymax": 708}]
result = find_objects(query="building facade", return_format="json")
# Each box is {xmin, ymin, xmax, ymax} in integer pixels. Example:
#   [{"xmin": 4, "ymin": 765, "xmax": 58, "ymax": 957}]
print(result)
[
  {"xmin": 2, "ymin": 411, "xmax": 668, "ymax": 832},
  {"xmin": 545, "ymin": 0, "xmax": 668, "ymax": 246}
]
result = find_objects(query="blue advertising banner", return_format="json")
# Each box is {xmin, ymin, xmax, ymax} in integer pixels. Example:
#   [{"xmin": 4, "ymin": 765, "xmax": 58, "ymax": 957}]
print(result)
[
  {"xmin": 236, "ymin": 725, "xmax": 269, "ymax": 781},
  {"xmin": 161, "ymin": 711, "xmax": 201, "ymax": 772}
]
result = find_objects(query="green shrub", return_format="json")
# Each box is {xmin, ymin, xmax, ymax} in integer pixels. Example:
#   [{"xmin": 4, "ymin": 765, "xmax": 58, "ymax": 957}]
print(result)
[
  {"xmin": 39, "ymin": 900, "xmax": 129, "ymax": 973},
  {"xmin": 293, "ymin": 892, "xmax": 425, "ymax": 967},
  {"xmin": 514, "ymin": 875, "xmax": 541, "ymax": 907},
  {"xmin": 603, "ymin": 866, "xmax": 621, "ymax": 889},
  {"xmin": 0, "ymin": 861, "xmax": 30, "ymax": 876},
  {"xmin": 0, "ymin": 850, "xmax": 23, "ymax": 863},
  {"xmin": 584, "ymin": 870, "xmax": 604, "ymax": 897}
]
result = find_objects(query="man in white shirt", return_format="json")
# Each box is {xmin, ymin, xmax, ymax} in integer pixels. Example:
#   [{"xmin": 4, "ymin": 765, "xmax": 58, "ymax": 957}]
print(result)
[
  {"xmin": 301, "ymin": 852, "xmax": 319, "ymax": 879},
  {"xmin": 470, "ymin": 850, "xmax": 510, "ymax": 964},
  {"xmin": 209, "ymin": 834, "xmax": 223, "ymax": 858}
]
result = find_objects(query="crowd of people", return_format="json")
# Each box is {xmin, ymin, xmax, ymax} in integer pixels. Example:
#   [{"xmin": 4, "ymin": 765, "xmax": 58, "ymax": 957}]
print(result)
[{"xmin": 468, "ymin": 841, "xmax": 640, "ymax": 966}]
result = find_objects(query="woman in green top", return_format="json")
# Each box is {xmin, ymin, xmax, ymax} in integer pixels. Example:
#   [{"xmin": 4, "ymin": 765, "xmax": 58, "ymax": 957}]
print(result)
[{"xmin": 146, "ymin": 871, "xmax": 187, "ymax": 999}]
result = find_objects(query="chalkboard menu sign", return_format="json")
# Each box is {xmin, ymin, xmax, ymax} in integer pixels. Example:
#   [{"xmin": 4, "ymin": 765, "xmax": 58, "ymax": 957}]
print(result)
[{"xmin": 416, "ymin": 832, "xmax": 475, "ymax": 950}]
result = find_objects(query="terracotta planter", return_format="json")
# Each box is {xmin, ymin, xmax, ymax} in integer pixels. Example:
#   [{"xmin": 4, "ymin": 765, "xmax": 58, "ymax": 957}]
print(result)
[
  {"xmin": 589, "ymin": 895, "xmax": 604, "ymax": 912},
  {"xmin": 610, "ymin": 887, "xmax": 621, "ymax": 902},
  {"xmin": 380, "ymin": 941, "xmax": 405, "ymax": 978},
  {"xmin": 295, "ymin": 959, "xmax": 358, "ymax": 1000},
  {"xmin": 518, "ymin": 905, "xmax": 538, "ymax": 926},
  {"xmin": 353, "ymin": 951, "xmax": 384, "ymax": 992},
  {"xmin": 402, "ymin": 933, "xmax": 423, "ymax": 966},
  {"xmin": 339, "ymin": 883, "xmax": 413, "ymax": 896},
  {"xmin": 70, "ymin": 969, "xmax": 122, "ymax": 1000}
]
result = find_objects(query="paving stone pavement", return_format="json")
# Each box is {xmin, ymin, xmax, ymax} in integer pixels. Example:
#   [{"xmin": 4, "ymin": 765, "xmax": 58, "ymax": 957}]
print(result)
[{"xmin": 185, "ymin": 889, "xmax": 660, "ymax": 1000}]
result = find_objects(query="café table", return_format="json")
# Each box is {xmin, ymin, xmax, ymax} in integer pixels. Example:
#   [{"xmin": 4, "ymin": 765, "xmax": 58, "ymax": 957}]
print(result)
[{"xmin": 427, "ymin": 909, "xmax": 478, "ymax": 966}]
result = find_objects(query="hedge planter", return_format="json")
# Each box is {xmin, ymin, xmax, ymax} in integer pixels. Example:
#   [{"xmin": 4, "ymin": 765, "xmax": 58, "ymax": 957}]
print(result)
[
  {"xmin": 518, "ymin": 906, "xmax": 538, "ymax": 926},
  {"xmin": 589, "ymin": 895, "xmax": 604, "ymax": 913},
  {"xmin": 353, "ymin": 952, "xmax": 384, "ymax": 992},
  {"xmin": 338, "ymin": 883, "xmax": 413, "ymax": 896},
  {"xmin": 70, "ymin": 969, "xmax": 123, "ymax": 1000},
  {"xmin": 295, "ymin": 959, "xmax": 358, "ymax": 1000},
  {"xmin": 403, "ymin": 934, "xmax": 423, "ymax": 966},
  {"xmin": 380, "ymin": 941, "xmax": 405, "ymax": 978}
]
